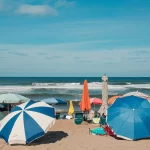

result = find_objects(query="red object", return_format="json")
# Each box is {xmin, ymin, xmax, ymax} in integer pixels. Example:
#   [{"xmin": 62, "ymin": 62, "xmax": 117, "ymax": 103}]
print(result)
[
  {"xmin": 90, "ymin": 98, "xmax": 102, "ymax": 104},
  {"xmin": 80, "ymin": 80, "xmax": 91, "ymax": 111},
  {"xmin": 104, "ymin": 126, "xmax": 115, "ymax": 136}
]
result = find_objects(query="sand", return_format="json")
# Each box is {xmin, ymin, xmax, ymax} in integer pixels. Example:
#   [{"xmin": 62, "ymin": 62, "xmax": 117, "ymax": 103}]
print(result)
[{"xmin": 0, "ymin": 119, "xmax": 150, "ymax": 150}]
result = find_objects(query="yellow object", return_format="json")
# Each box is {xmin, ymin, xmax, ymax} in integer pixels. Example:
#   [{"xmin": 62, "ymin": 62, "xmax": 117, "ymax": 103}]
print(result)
[
  {"xmin": 68, "ymin": 100, "xmax": 74, "ymax": 115},
  {"xmin": 92, "ymin": 118, "xmax": 100, "ymax": 124}
]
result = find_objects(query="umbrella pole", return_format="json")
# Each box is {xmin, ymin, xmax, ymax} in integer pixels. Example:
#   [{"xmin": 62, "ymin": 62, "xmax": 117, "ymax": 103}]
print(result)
[{"xmin": 7, "ymin": 104, "xmax": 9, "ymax": 114}]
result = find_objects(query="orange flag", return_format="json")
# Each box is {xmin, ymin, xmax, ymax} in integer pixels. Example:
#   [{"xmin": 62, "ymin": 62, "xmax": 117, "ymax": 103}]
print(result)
[{"xmin": 80, "ymin": 80, "xmax": 91, "ymax": 111}]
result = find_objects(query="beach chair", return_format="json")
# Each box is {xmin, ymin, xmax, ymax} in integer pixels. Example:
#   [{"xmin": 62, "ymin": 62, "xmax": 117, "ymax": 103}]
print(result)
[
  {"xmin": 74, "ymin": 113, "xmax": 84, "ymax": 125},
  {"xmin": 104, "ymin": 125, "xmax": 115, "ymax": 137},
  {"xmin": 55, "ymin": 113, "xmax": 60, "ymax": 120},
  {"xmin": 89, "ymin": 127, "xmax": 106, "ymax": 136}
]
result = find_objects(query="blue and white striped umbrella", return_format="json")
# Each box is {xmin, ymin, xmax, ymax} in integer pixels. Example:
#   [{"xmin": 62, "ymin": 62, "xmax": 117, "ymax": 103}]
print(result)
[
  {"xmin": 42, "ymin": 98, "xmax": 67, "ymax": 105},
  {"xmin": 0, "ymin": 100, "xmax": 55, "ymax": 145}
]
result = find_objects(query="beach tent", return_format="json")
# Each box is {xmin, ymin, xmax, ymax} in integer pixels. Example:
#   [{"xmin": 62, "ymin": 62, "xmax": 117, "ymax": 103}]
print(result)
[
  {"xmin": 42, "ymin": 98, "xmax": 67, "ymax": 105},
  {"xmin": 108, "ymin": 95, "xmax": 121, "ymax": 105},
  {"xmin": 68, "ymin": 100, "xmax": 74, "ymax": 115},
  {"xmin": 0, "ymin": 100, "xmax": 55, "ymax": 144},
  {"xmin": 80, "ymin": 80, "xmax": 91, "ymax": 111},
  {"xmin": 107, "ymin": 95, "xmax": 150, "ymax": 140}
]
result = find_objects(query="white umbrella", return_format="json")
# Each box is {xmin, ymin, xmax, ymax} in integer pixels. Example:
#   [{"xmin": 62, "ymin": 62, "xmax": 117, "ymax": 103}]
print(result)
[
  {"xmin": 123, "ymin": 91, "xmax": 149, "ymax": 98},
  {"xmin": 0, "ymin": 93, "xmax": 29, "ymax": 103},
  {"xmin": 99, "ymin": 74, "xmax": 108, "ymax": 116},
  {"xmin": 0, "ymin": 100, "xmax": 55, "ymax": 144},
  {"xmin": 0, "ymin": 93, "xmax": 30, "ymax": 113}
]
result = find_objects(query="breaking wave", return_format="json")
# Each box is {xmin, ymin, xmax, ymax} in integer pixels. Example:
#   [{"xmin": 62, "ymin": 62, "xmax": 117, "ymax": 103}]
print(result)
[{"xmin": 0, "ymin": 82, "xmax": 150, "ymax": 93}]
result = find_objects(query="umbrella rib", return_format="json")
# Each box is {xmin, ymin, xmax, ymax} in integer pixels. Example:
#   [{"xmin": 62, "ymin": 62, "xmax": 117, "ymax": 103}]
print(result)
[
  {"xmin": 108, "ymin": 108, "xmax": 130, "ymax": 116},
  {"xmin": 141, "ymin": 109, "xmax": 150, "ymax": 118},
  {"xmin": 135, "ymin": 112, "xmax": 150, "ymax": 136},
  {"xmin": 108, "ymin": 110, "xmax": 121, "ymax": 116},
  {"xmin": 115, "ymin": 111, "xmax": 132, "ymax": 134}
]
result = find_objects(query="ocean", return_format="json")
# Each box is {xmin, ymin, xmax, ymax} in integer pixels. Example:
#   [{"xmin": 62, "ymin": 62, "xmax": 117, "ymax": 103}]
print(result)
[{"xmin": 0, "ymin": 77, "xmax": 150, "ymax": 112}]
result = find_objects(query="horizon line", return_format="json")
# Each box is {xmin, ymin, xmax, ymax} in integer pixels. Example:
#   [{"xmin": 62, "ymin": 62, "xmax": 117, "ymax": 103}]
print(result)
[{"xmin": 0, "ymin": 76, "xmax": 150, "ymax": 78}]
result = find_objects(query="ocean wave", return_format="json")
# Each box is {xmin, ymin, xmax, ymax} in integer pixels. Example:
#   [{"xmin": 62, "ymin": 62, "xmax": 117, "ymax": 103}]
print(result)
[
  {"xmin": 0, "ymin": 82, "xmax": 150, "ymax": 94},
  {"xmin": 126, "ymin": 82, "xmax": 131, "ymax": 85},
  {"xmin": 32, "ymin": 82, "xmax": 81, "ymax": 86},
  {"xmin": 31, "ymin": 82, "xmax": 102, "ymax": 89}
]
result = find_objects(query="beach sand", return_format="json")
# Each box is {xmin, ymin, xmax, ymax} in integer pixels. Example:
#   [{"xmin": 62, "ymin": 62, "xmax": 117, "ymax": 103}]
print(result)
[{"xmin": 0, "ymin": 119, "xmax": 150, "ymax": 150}]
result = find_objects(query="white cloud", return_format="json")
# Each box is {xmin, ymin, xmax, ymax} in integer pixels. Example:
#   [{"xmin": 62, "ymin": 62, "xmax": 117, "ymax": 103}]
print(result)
[
  {"xmin": 55, "ymin": 0, "xmax": 75, "ymax": 8},
  {"xmin": 0, "ymin": 44, "xmax": 150, "ymax": 76},
  {"xmin": 0, "ymin": 0, "xmax": 4, "ymax": 10},
  {"xmin": 17, "ymin": 4, "xmax": 58, "ymax": 16}
]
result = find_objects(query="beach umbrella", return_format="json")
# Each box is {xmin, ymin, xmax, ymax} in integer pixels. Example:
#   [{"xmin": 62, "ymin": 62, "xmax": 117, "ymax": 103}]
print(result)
[
  {"xmin": 90, "ymin": 98, "xmax": 102, "ymax": 111},
  {"xmin": 147, "ymin": 97, "xmax": 150, "ymax": 101},
  {"xmin": 0, "ymin": 104, "xmax": 4, "ymax": 108},
  {"xmin": 0, "ymin": 93, "xmax": 30, "ymax": 113},
  {"xmin": 0, "ymin": 93, "xmax": 29, "ymax": 103},
  {"xmin": 99, "ymin": 74, "xmax": 108, "ymax": 116},
  {"xmin": 108, "ymin": 95, "xmax": 121, "ymax": 105},
  {"xmin": 0, "ymin": 112, "xmax": 5, "ymax": 120},
  {"xmin": 68, "ymin": 100, "xmax": 74, "ymax": 115},
  {"xmin": 107, "ymin": 95, "xmax": 150, "ymax": 140},
  {"xmin": 42, "ymin": 98, "xmax": 67, "ymax": 105},
  {"xmin": 0, "ymin": 100, "xmax": 55, "ymax": 144},
  {"xmin": 80, "ymin": 80, "xmax": 91, "ymax": 111},
  {"xmin": 90, "ymin": 98, "xmax": 102, "ymax": 105},
  {"xmin": 123, "ymin": 91, "xmax": 149, "ymax": 98}
]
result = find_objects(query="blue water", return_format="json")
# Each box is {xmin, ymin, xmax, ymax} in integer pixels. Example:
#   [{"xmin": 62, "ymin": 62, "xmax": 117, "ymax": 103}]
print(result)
[
  {"xmin": 0, "ymin": 77, "xmax": 150, "ymax": 100},
  {"xmin": 0, "ymin": 77, "xmax": 150, "ymax": 112},
  {"xmin": 0, "ymin": 77, "xmax": 150, "ymax": 85}
]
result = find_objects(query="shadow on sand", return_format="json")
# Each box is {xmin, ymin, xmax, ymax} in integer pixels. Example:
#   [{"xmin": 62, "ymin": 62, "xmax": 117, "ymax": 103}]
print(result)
[
  {"xmin": 114, "ymin": 136, "xmax": 150, "ymax": 141},
  {"xmin": 29, "ymin": 131, "xmax": 68, "ymax": 145}
]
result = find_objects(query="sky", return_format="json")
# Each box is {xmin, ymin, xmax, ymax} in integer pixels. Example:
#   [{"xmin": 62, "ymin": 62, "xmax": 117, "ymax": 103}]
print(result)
[{"xmin": 0, "ymin": 0, "xmax": 150, "ymax": 77}]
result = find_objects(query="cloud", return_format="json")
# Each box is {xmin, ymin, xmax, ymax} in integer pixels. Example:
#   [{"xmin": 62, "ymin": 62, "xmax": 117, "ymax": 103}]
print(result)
[
  {"xmin": 0, "ymin": 0, "xmax": 19, "ymax": 12},
  {"xmin": 127, "ymin": 57, "xmax": 142, "ymax": 60},
  {"xmin": 1, "ymin": 44, "xmax": 150, "ymax": 76},
  {"xmin": 54, "ymin": 0, "xmax": 75, "ymax": 8},
  {"xmin": 37, "ymin": 52, "xmax": 47, "ymax": 55},
  {"xmin": 135, "ymin": 60, "xmax": 149, "ymax": 63},
  {"xmin": 0, "ymin": 48, "xmax": 9, "ymax": 51},
  {"xmin": 0, "ymin": 56, "xmax": 7, "ymax": 58},
  {"xmin": 73, "ymin": 57, "xmax": 81, "ymax": 59},
  {"xmin": 46, "ymin": 56, "xmax": 63, "ymax": 59},
  {"xmin": 103, "ymin": 62, "xmax": 113, "ymax": 65},
  {"xmin": 16, "ymin": 4, "xmax": 58, "ymax": 16},
  {"xmin": 46, "ymin": 57, "xmax": 53, "ymax": 60},
  {"xmin": 104, "ymin": 57, "xmax": 114, "ymax": 60},
  {"xmin": 9, "ymin": 52, "xmax": 28, "ymax": 56},
  {"xmin": 79, "ymin": 60, "xmax": 91, "ymax": 63},
  {"xmin": 0, "ymin": 0, "xmax": 4, "ymax": 10}
]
